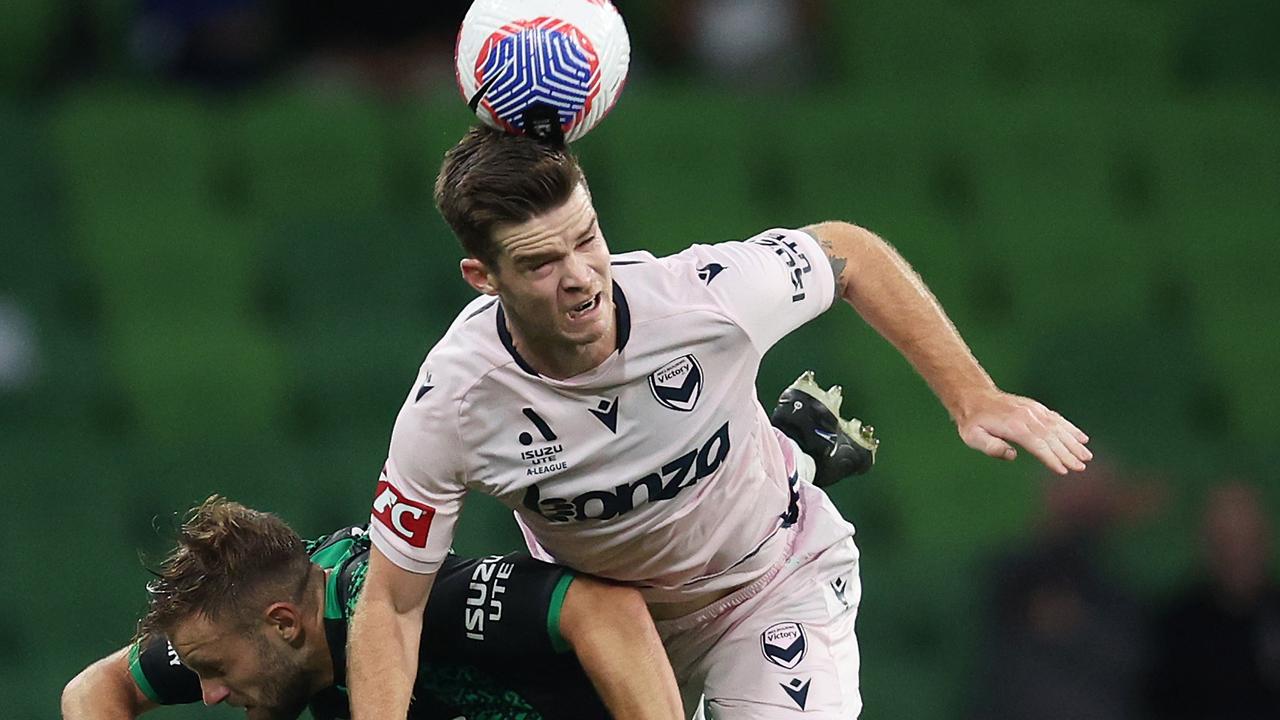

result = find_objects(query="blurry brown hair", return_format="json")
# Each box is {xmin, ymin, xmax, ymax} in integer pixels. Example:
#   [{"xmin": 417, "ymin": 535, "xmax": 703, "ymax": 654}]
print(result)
[
  {"xmin": 434, "ymin": 124, "xmax": 586, "ymax": 267},
  {"xmin": 140, "ymin": 496, "xmax": 314, "ymax": 637}
]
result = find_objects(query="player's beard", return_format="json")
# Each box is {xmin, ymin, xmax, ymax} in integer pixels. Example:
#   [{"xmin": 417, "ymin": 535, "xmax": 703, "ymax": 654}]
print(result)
[{"xmin": 247, "ymin": 633, "xmax": 314, "ymax": 720}]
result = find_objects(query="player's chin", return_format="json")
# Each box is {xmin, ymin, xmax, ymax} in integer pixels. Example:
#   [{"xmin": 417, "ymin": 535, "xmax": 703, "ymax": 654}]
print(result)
[
  {"xmin": 246, "ymin": 700, "xmax": 308, "ymax": 720},
  {"xmin": 558, "ymin": 322, "xmax": 608, "ymax": 347}
]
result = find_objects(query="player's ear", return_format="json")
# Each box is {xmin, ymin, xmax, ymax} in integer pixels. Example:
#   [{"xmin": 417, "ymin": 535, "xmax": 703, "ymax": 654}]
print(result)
[
  {"xmin": 461, "ymin": 257, "xmax": 500, "ymax": 296},
  {"xmin": 264, "ymin": 602, "xmax": 303, "ymax": 644}
]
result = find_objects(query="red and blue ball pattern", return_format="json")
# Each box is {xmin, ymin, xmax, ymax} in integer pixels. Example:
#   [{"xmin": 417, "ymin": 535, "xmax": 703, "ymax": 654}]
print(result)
[{"xmin": 472, "ymin": 17, "xmax": 601, "ymax": 136}]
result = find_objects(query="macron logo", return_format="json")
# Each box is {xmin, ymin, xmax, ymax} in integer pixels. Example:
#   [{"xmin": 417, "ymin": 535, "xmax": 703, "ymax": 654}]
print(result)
[{"xmin": 372, "ymin": 479, "xmax": 434, "ymax": 548}]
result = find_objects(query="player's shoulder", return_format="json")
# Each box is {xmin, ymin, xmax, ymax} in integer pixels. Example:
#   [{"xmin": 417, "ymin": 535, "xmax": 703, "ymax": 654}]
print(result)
[
  {"xmin": 430, "ymin": 294, "xmax": 506, "ymax": 368},
  {"xmin": 307, "ymin": 526, "xmax": 374, "ymax": 620},
  {"xmin": 681, "ymin": 227, "xmax": 825, "ymax": 265},
  {"xmin": 387, "ymin": 295, "xmax": 522, "ymax": 472},
  {"xmin": 398, "ymin": 295, "xmax": 511, "ymax": 412},
  {"xmin": 608, "ymin": 247, "xmax": 723, "ymax": 311},
  {"xmin": 624, "ymin": 226, "xmax": 820, "ymax": 273},
  {"xmin": 306, "ymin": 525, "xmax": 370, "ymax": 570},
  {"xmin": 611, "ymin": 227, "xmax": 821, "ymax": 305}
]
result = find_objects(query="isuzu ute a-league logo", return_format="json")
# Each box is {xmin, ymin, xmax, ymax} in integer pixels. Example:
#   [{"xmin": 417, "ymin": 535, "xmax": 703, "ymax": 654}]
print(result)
[
  {"xmin": 649, "ymin": 354, "xmax": 703, "ymax": 412},
  {"xmin": 517, "ymin": 407, "xmax": 569, "ymax": 478},
  {"xmin": 761, "ymin": 621, "xmax": 807, "ymax": 669}
]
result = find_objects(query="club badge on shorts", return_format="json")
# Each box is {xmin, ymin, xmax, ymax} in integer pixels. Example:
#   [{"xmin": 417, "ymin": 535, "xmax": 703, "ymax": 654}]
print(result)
[{"xmin": 760, "ymin": 621, "xmax": 807, "ymax": 669}]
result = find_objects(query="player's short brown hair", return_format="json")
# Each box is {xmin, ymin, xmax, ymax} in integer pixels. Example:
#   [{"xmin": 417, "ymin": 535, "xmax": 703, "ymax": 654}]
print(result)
[
  {"xmin": 140, "ymin": 496, "xmax": 314, "ymax": 636},
  {"xmin": 434, "ymin": 124, "xmax": 586, "ymax": 267}
]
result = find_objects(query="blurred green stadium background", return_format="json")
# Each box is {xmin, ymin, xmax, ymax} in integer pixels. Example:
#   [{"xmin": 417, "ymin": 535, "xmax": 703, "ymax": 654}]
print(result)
[{"xmin": 2, "ymin": 1, "xmax": 1277, "ymax": 718}]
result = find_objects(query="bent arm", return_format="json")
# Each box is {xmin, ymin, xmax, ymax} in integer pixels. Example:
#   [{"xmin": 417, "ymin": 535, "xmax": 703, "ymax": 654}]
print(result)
[
  {"xmin": 559, "ymin": 578, "xmax": 683, "ymax": 720},
  {"xmin": 806, "ymin": 221, "xmax": 1090, "ymax": 473},
  {"xmin": 62, "ymin": 647, "xmax": 158, "ymax": 720},
  {"xmin": 348, "ymin": 545, "xmax": 437, "ymax": 720}
]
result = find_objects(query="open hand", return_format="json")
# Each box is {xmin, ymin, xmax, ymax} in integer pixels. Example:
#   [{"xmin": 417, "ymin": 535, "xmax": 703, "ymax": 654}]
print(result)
[{"xmin": 956, "ymin": 391, "xmax": 1092, "ymax": 474}]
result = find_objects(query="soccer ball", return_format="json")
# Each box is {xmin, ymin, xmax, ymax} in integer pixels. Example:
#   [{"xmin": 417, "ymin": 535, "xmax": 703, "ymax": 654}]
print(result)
[{"xmin": 455, "ymin": 0, "xmax": 630, "ymax": 143}]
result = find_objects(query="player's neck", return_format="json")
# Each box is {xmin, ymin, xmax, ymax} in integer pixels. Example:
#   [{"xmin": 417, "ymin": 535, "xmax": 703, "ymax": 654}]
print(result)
[{"xmin": 307, "ymin": 571, "xmax": 336, "ymax": 692}]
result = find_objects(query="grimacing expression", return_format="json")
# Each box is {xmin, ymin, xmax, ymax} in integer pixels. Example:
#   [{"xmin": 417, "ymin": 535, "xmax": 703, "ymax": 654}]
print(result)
[
  {"xmin": 168, "ymin": 612, "xmax": 312, "ymax": 718},
  {"xmin": 486, "ymin": 184, "xmax": 615, "ymax": 359}
]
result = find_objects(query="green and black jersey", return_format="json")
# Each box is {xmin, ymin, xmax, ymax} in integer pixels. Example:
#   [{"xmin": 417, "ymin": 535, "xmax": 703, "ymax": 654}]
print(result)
[{"xmin": 128, "ymin": 526, "xmax": 609, "ymax": 719}]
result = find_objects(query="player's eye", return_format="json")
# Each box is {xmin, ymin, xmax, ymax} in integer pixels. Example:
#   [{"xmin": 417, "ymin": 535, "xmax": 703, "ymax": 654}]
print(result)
[{"xmin": 576, "ymin": 235, "xmax": 595, "ymax": 248}]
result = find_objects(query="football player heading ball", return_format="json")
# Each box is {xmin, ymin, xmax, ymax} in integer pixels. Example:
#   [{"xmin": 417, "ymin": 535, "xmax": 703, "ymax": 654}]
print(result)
[{"xmin": 349, "ymin": 1, "xmax": 1093, "ymax": 718}]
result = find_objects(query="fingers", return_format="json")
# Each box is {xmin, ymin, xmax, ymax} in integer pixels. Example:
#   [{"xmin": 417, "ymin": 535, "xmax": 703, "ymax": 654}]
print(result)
[
  {"xmin": 1019, "ymin": 402, "xmax": 1091, "ymax": 473},
  {"xmin": 1043, "ymin": 408, "xmax": 1092, "ymax": 467},
  {"xmin": 1023, "ymin": 434, "xmax": 1069, "ymax": 475},
  {"xmin": 959, "ymin": 394, "xmax": 1093, "ymax": 473},
  {"xmin": 964, "ymin": 426, "xmax": 1018, "ymax": 462},
  {"xmin": 1049, "ymin": 409, "xmax": 1090, "ymax": 445},
  {"xmin": 1042, "ymin": 431, "xmax": 1085, "ymax": 475},
  {"xmin": 1007, "ymin": 413, "xmax": 1086, "ymax": 474},
  {"xmin": 1056, "ymin": 423, "xmax": 1093, "ymax": 463}
]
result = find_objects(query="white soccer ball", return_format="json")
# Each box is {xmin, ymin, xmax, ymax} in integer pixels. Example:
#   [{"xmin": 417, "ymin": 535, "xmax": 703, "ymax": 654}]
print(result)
[{"xmin": 455, "ymin": 0, "xmax": 631, "ymax": 143}]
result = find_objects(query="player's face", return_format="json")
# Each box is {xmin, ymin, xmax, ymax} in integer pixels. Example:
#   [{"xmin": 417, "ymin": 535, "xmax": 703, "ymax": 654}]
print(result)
[
  {"xmin": 169, "ymin": 612, "xmax": 313, "ymax": 719},
  {"xmin": 474, "ymin": 184, "xmax": 615, "ymax": 375}
]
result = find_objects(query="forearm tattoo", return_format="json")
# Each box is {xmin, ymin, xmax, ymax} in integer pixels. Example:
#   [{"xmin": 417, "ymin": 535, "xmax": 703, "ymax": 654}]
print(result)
[{"xmin": 817, "ymin": 235, "xmax": 848, "ymax": 296}]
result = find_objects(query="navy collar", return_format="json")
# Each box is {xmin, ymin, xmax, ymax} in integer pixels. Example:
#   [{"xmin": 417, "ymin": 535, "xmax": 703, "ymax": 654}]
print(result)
[{"xmin": 497, "ymin": 281, "xmax": 631, "ymax": 378}]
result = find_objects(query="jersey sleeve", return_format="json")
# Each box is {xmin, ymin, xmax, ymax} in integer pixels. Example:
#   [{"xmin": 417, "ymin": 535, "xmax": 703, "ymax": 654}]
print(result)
[
  {"xmin": 423, "ymin": 553, "xmax": 576, "ymax": 660},
  {"xmin": 368, "ymin": 368, "xmax": 468, "ymax": 575},
  {"xmin": 683, "ymin": 227, "xmax": 837, "ymax": 352},
  {"xmin": 127, "ymin": 636, "xmax": 201, "ymax": 705}
]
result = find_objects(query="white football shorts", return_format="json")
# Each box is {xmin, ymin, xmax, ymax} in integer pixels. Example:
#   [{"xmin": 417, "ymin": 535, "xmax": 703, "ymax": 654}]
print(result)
[{"xmin": 657, "ymin": 442, "xmax": 862, "ymax": 719}]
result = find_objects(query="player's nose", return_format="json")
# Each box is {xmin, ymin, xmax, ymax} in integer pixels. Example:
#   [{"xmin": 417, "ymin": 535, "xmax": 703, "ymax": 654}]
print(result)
[
  {"xmin": 560, "ymin": 250, "xmax": 595, "ymax": 290},
  {"xmin": 200, "ymin": 680, "xmax": 231, "ymax": 706}
]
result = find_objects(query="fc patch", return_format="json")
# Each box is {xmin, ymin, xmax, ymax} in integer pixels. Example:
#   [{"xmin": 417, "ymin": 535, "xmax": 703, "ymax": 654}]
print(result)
[
  {"xmin": 761, "ymin": 621, "xmax": 807, "ymax": 669},
  {"xmin": 372, "ymin": 477, "xmax": 435, "ymax": 548}
]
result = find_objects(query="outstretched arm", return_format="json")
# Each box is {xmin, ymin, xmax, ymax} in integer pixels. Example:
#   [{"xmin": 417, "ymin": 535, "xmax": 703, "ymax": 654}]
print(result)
[
  {"xmin": 348, "ymin": 545, "xmax": 437, "ymax": 720},
  {"xmin": 805, "ymin": 221, "xmax": 1091, "ymax": 474},
  {"xmin": 62, "ymin": 647, "xmax": 158, "ymax": 720},
  {"xmin": 559, "ymin": 578, "xmax": 683, "ymax": 720}
]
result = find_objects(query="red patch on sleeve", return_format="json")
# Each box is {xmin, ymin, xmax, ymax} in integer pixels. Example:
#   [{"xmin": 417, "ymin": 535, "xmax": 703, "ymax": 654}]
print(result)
[{"xmin": 371, "ymin": 479, "xmax": 435, "ymax": 548}]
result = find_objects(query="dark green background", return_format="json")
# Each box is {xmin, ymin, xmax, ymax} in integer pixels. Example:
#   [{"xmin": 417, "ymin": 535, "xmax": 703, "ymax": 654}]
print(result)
[{"xmin": 2, "ymin": 1, "xmax": 1277, "ymax": 718}]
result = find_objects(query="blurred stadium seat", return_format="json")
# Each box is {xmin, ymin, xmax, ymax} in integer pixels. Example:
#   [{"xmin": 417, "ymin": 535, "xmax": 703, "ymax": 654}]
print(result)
[
  {"xmin": 0, "ymin": 0, "xmax": 67, "ymax": 93},
  {"xmin": 239, "ymin": 89, "xmax": 390, "ymax": 218}
]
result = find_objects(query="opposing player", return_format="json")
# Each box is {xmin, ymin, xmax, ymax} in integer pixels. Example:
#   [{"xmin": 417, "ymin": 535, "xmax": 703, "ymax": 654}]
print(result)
[
  {"xmin": 349, "ymin": 126, "xmax": 1091, "ymax": 719},
  {"xmin": 60, "ymin": 496, "xmax": 684, "ymax": 720}
]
